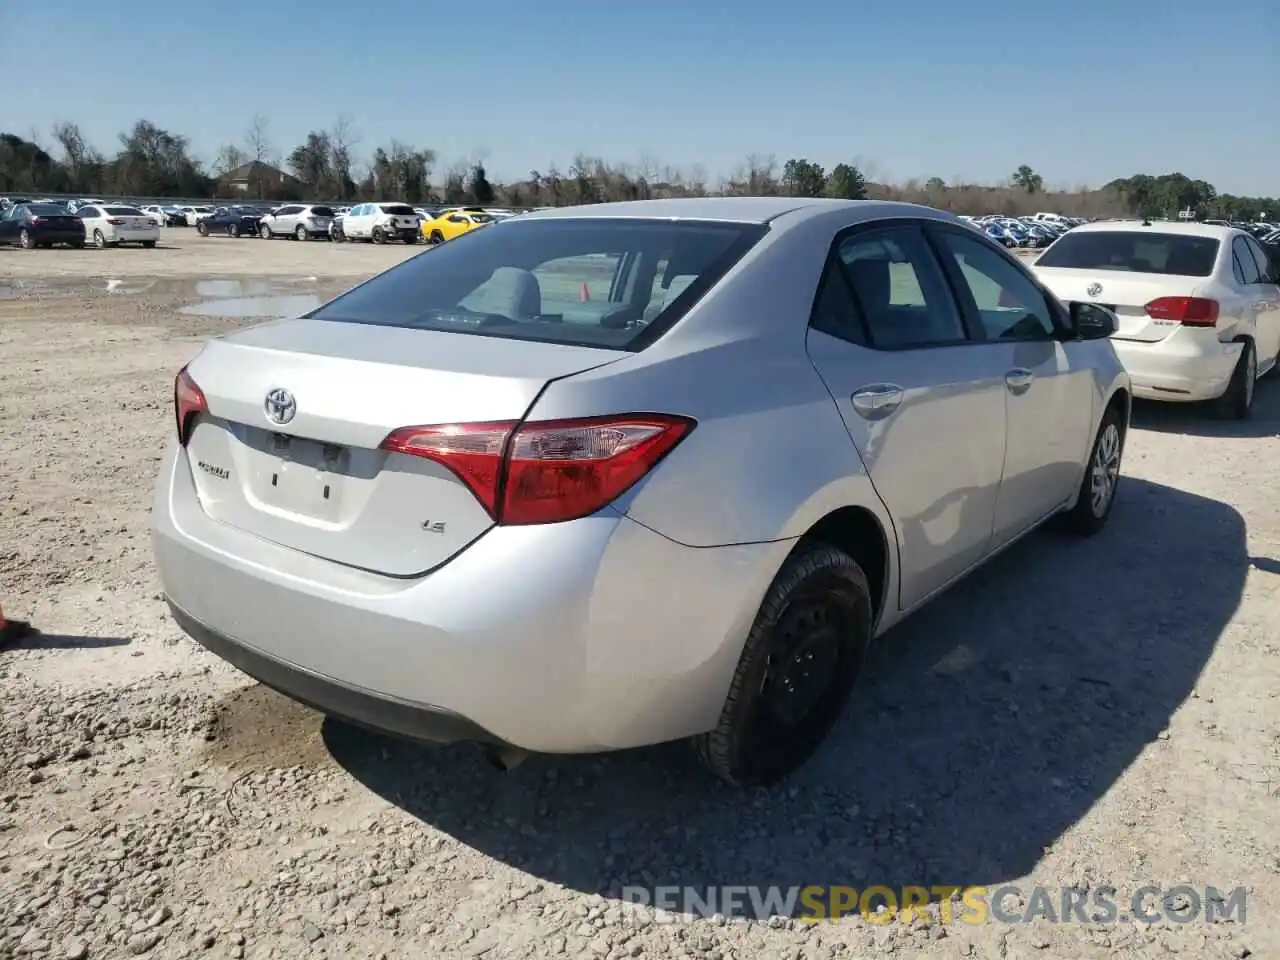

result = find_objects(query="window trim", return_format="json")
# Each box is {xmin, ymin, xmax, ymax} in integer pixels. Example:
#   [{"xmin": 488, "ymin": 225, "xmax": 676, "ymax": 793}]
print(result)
[
  {"xmin": 924, "ymin": 221, "xmax": 1071, "ymax": 343},
  {"xmin": 1243, "ymin": 235, "xmax": 1277, "ymax": 283},
  {"xmin": 808, "ymin": 218, "xmax": 977, "ymax": 352}
]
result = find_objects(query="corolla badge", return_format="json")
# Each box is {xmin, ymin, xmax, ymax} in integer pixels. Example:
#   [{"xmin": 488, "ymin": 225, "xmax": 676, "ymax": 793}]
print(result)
[
  {"xmin": 264, "ymin": 388, "xmax": 297, "ymax": 425},
  {"xmin": 1086, "ymin": 282, "xmax": 1103, "ymax": 298}
]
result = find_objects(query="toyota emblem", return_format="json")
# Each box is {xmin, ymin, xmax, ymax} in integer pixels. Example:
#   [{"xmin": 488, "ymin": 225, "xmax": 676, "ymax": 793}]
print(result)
[
  {"xmin": 264, "ymin": 388, "xmax": 297, "ymax": 425},
  {"xmin": 1086, "ymin": 282, "xmax": 1103, "ymax": 298}
]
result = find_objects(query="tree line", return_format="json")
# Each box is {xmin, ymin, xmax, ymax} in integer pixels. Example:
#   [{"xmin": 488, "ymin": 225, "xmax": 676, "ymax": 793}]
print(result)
[{"xmin": 1, "ymin": 117, "xmax": 1275, "ymax": 222}]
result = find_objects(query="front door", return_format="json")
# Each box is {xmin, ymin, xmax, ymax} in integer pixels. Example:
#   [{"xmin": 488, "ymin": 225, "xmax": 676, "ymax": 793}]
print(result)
[{"xmin": 929, "ymin": 224, "xmax": 1095, "ymax": 548}]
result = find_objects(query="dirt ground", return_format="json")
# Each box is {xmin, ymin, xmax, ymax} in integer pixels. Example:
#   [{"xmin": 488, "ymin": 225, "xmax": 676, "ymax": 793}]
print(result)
[{"xmin": 2, "ymin": 235, "xmax": 1279, "ymax": 960}]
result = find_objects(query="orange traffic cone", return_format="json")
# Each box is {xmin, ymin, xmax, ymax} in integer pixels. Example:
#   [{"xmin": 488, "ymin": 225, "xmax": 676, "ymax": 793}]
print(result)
[
  {"xmin": 0, "ymin": 603, "xmax": 33, "ymax": 648},
  {"xmin": 579, "ymin": 282, "xmax": 590, "ymax": 302}
]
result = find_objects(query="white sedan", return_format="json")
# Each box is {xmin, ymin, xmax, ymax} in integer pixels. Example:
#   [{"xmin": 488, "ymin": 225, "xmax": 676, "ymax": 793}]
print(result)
[
  {"xmin": 1033, "ymin": 221, "xmax": 1280, "ymax": 418},
  {"xmin": 77, "ymin": 204, "xmax": 161, "ymax": 248}
]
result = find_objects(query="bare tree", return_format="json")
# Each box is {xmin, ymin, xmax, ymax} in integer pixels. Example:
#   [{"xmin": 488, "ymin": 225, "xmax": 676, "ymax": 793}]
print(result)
[
  {"xmin": 328, "ymin": 115, "xmax": 358, "ymax": 201},
  {"xmin": 245, "ymin": 115, "xmax": 274, "ymax": 165},
  {"xmin": 213, "ymin": 143, "xmax": 248, "ymax": 177}
]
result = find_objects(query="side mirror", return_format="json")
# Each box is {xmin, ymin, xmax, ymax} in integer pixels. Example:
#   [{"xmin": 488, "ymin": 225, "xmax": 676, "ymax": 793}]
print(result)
[{"xmin": 1067, "ymin": 301, "xmax": 1117, "ymax": 340}]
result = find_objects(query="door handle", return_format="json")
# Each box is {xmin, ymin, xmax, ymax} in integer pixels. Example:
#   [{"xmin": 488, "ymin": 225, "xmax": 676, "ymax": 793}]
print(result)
[
  {"xmin": 851, "ymin": 384, "xmax": 904, "ymax": 419},
  {"xmin": 1005, "ymin": 368, "xmax": 1034, "ymax": 393}
]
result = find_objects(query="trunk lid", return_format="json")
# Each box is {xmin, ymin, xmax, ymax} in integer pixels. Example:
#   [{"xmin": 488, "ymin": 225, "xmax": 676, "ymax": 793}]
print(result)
[
  {"xmin": 182, "ymin": 317, "xmax": 622, "ymax": 576},
  {"xmin": 1031, "ymin": 265, "xmax": 1204, "ymax": 343}
]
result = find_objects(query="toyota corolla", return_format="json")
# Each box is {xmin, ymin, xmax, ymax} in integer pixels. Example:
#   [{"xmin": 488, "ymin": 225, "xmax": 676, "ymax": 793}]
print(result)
[{"xmin": 152, "ymin": 198, "xmax": 1130, "ymax": 786}]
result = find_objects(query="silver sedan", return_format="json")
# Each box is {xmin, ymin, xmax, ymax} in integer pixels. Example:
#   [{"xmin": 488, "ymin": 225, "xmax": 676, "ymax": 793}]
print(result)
[{"xmin": 152, "ymin": 197, "xmax": 1130, "ymax": 786}]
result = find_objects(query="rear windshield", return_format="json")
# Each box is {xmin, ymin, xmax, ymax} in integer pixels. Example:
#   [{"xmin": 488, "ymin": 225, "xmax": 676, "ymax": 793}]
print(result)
[
  {"xmin": 309, "ymin": 206, "xmax": 335, "ymax": 217},
  {"xmin": 104, "ymin": 206, "xmax": 144, "ymax": 216},
  {"xmin": 380, "ymin": 204, "xmax": 416, "ymax": 216},
  {"xmin": 1037, "ymin": 231, "xmax": 1220, "ymax": 277},
  {"xmin": 309, "ymin": 218, "xmax": 767, "ymax": 351},
  {"xmin": 26, "ymin": 203, "xmax": 68, "ymax": 216}
]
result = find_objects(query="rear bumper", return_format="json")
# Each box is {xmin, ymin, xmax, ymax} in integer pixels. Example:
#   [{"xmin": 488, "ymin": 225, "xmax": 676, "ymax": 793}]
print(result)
[
  {"xmin": 167, "ymin": 600, "xmax": 504, "ymax": 745},
  {"xmin": 152, "ymin": 442, "xmax": 789, "ymax": 753},
  {"xmin": 1112, "ymin": 330, "xmax": 1242, "ymax": 402},
  {"xmin": 109, "ymin": 229, "xmax": 160, "ymax": 242},
  {"xmin": 32, "ymin": 229, "xmax": 85, "ymax": 243}
]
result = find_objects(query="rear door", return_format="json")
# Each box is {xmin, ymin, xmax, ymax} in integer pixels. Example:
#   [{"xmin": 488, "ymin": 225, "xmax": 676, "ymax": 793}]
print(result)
[
  {"xmin": 181, "ymin": 319, "xmax": 623, "ymax": 576},
  {"xmin": 931, "ymin": 224, "xmax": 1094, "ymax": 545},
  {"xmin": 804, "ymin": 221, "xmax": 1007, "ymax": 610}
]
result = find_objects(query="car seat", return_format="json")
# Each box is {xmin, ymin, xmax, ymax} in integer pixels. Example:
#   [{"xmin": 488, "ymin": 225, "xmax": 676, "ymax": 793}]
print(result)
[{"xmin": 460, "ymin": 267, "xmax": 542, "ymax": 320}]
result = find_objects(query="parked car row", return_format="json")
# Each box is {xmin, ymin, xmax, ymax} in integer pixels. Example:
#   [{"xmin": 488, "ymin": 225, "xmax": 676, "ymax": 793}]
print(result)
[
  {"xmin": 958, "ymin": 214, "xmax": 1086, "ymax": 248},
  {"xmin": 0, "ymin": 200, "xmax": 161, "ymax": 248}
]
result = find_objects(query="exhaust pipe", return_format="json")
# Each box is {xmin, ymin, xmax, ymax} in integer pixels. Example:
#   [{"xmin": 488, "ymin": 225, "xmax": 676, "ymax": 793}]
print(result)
[{"xmin": 481, "ymin": 744, "xmax": 530, "ymax": 772}]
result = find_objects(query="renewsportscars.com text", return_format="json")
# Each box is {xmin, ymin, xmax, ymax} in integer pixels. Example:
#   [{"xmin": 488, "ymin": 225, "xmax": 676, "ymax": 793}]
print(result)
[{"xmin": 620, "ymin": 884, "xmax": 1247, "ymax": 925}]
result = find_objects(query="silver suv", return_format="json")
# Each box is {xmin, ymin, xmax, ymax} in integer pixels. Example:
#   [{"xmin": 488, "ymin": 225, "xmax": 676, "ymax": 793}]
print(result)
[{"xmin": 259, "ymin": 204, "xmax": 336, "ymax": 241}]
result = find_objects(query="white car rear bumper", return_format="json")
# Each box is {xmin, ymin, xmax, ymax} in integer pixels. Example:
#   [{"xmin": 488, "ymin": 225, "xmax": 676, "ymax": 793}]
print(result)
[{"xmin": 1112, "ymin": 330, "xmax": 1243, "ymax": 402}]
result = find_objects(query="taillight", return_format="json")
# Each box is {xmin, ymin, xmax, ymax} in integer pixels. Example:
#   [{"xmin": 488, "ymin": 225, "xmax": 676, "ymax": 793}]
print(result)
[
  {"xmin": 381, "ymin": 414, "xmax": 695, "ymax": 525},
  {"xmin": 106, "ymin": 218, "xmax": 125, "ymax": 225},
  {"xmin": 1145, "ymin": 296, "xmax": 1219, "ymax": 326},
  {"xmin": 174, "ymin": 366, "xmax": 208, "ymax": 444},
  {"xmin": 29, "ymin": 216, "xmax": 43, "ymax": 225}
]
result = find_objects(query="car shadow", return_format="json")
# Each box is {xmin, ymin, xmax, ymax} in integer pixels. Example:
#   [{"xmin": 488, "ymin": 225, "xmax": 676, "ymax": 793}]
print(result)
[
  {"xmin": 323, "ymin": 476, "xmax": 1245, "ymax": 899},
  {"xmin": 1133, "ymin": 376, "xmax": 1280, "ymax": 437}
]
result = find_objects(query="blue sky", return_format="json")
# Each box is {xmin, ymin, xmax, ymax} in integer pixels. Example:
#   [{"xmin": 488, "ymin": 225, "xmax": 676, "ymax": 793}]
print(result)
[{"xmin": 4, "ymin": 0, "xmax": 1277, "ymax": 195}]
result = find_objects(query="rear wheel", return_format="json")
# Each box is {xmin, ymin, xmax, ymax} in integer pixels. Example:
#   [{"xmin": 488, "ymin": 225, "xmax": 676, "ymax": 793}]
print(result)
[
  {"xmin": 430, "ymin": 230, "xmax": 444, "ymax": 244},
  {"xmin": 295, "ymin": 225, "xmax": 307, "ymax": 241},
  {"xmin": 142, "ymin": 240, "xmax": 156, "ymax": 249},
  {"xmin": 93, "ymin": 229, "xmax": 108, "ymax": 249},
  {"xmin": 372, "ymin": 227, "xmax": 386, "ymax": 244},
  {"xmin": 196, "ymin": 222, "xmax": 209, "ymax": 237},
  {"xmin": 228, "ymin": 223, "xmax": 240, "ymax": 238},
  {"xmin": 19, "ymin": 229, "xmax": 34, "ymax": 250},
  {"xmin": 691, "ymin": 544, "xmax": 872, "ymax": 787},
  {"xmin": 260, "ymin": 223, "xmax": 273, "ymax": 240},
  {"xmin": 1215, "ymin": 339, "xmax": 1256, "ymax": 420}
]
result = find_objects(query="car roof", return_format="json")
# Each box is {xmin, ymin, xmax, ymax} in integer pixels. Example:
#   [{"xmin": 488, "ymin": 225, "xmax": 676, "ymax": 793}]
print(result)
[
  {"xmin": 1068, "ymin": 219, "xmax": 1243, "ymax": 240},
  {"xmin": 514, "ymin": 197, "xmax": 948, "ymax": 226}
]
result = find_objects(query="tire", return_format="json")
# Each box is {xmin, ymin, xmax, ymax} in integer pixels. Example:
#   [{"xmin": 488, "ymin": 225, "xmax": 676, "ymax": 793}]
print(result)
[
  {"xmin": 430, "ymin": 230, "xmax": 444, "ymax": 244},
  {"xmin": 691, "ymin": 544, "xmax": 873, "ymax": 787},
  {"xmin": 142, "ymin": 240, "xmax": 156, "ymax": 249},
  {"xmin": 295, "ymin": 225, "xmax": 308, "ymax": 241},
  {"xmin": 93, "ymin": 230, "xmax": 108, "ymax": 249},
  {"xmin": 228, "ymin": 223, "xmax": 239, "ymax": 238},
  {"xmin": 1056, "ymin": 404, "xmax": 1124, "ymax": 536},
  {"xmin": 1214, "ymin": 339, "xmax": 1256, "ymax": 420},
  {"xmin": 372, "ymin": 227, "xmax": 386, "ymax": 245},
  {"xmin": 19, "ymin": 229, "xmax": 34, "ymax": 250},
  {"xmin": 197, "ymin": 222, "xmax": 208, "ymax": 237},
  {"xmin": 260, "ymin": 223, "xmax": 273, "ymax": 240}
]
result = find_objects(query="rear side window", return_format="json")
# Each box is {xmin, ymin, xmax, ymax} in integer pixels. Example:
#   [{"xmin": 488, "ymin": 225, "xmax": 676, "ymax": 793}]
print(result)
[
  {"xmin": 380, "ymin": 204, "xmax": 416, "ymax": 216},
  {"xmin": 833, "ymin": 227, "xmax": 967, "ymax": 348},
  {"xmin": 310, "ymin": 206, "xmax": 335, "ymax": 217},
  {"xmin": 1036, "ymin": 231, "xmax": 1219, "ymax": 277},
  {"xmin": 309, "ymin": 218, "xmax": 767, "ymax": 351},
  {"xmin": 27, "ymin": 203, "xmax": 68, "ymax": 216},
  {"xmin": 104, "ymin": 206, "xmax": 143, "ymax": 216}
]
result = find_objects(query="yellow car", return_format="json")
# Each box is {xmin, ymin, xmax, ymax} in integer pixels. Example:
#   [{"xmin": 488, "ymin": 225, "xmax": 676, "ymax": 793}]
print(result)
[{"xmin": 420, "ymin": 207, "xmax": 496, "ymax": 243}]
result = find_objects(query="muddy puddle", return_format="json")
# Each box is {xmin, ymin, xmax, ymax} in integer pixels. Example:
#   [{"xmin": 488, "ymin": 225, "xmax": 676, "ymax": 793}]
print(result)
[{"xmin": 201, "ymin": 683, "xmax": 337, "ymax": 773}]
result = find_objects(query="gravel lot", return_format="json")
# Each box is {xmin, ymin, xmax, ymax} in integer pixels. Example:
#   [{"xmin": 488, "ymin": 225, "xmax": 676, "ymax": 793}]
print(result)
[{"xmin": 2, "ymin": 235, "xmax": 1279, "ymax": 960}]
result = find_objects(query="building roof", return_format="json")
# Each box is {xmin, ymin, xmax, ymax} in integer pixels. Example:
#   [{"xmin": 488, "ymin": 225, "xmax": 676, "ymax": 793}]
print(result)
[{"xmin": 222, "ymin": 160, "xmax": 298, "ymax": 183}]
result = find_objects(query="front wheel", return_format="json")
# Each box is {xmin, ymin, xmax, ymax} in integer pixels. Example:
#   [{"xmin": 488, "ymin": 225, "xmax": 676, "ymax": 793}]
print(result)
[
  {"xmin": 1214, "ymin": 339, "xmax": 1256, "ymax": 421},
  {"xmin": 371, "ymin": 227, "xmax": 386, "ymax": 245},
  {"xmin": 142, "ymin": 240, "xmax": 156, "ymax": 249},
  {"xmin": 691, "ymin": 544, "xmax": 873, "ymax": 787},
  {"xmin": 295, "ymin": 225, "xmax": 308, "ymax": 241},
  {"xmin": 228, "ymin": 223, "xmax": 240, "ymax": 238},
  {"xmin": 260, "ymin": 223, "xmax": 273, "ymax": 239},
  {"xmin": 19, "ymin": 229, "xmax": 35, "ymax": 249},
  {"xmin": 197, "ymin": 222, "xmax": 209, "ymax": 237},
  {"xmin": 1056, "ymin": 405, "xmax": 1124, "ymax": 536},
  {"xmin": 93, "ymin": 229, "xmax": 108, "ymax": 248}
]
